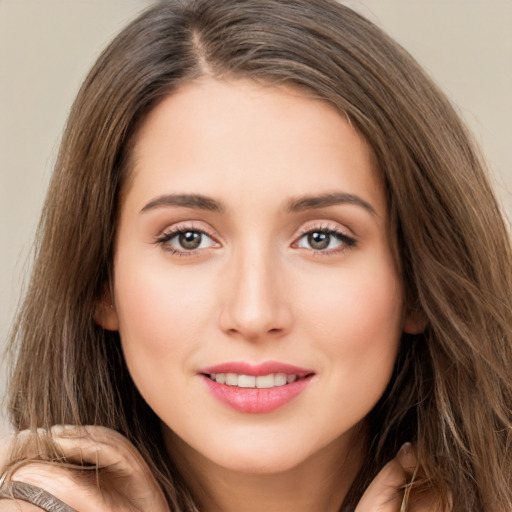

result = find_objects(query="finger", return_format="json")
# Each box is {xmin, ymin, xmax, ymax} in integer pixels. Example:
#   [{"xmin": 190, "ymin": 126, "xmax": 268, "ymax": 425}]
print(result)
[
  {"xmin": 395, "ymin": 442, "xmax": 417, "ymax": 476},
  {"xmin": 393, "ymin": 444, "xmax": 444, "ymax": 512},
  {"xmin": 2, "ymin": 480, "xmax": 78, "ymax": 512},
  {"xmin": 355, "ymin": 443, "xmax": 416, "ymax": 512},
  {"xmin": 1, "ymin": 433, "xmax": 13, "ymax": 468},
  {"xmin": 7, "ymin": 426, "xmax": 169, "ymax": 512},
  {"xmin": 10, "ymin": 462, "xmax": 111, "ymax": 512},
  {"xmin": 50, "ymin": 425, "xmax": 143, "ymax": 470},
  {"xmin": 49, "ymin": 426, "xmax": 168, "ymax": 511}
]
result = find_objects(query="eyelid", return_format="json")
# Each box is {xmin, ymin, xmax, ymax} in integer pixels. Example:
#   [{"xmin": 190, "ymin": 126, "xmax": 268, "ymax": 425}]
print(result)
[
  {"xmin": 152, "ymin": 219, "xmax": 356, "ymax": 257},
  {"xmin": 155, "ymin": 220, "xmax": 218, "ymax": 239},
  {"xmin": 153, "ymin": 221, "xmax": 221, "ymax": 255},
  {"xmin": 295, "ymin": 220, "xmax": 355, "ymax": 239},
  {"xmin": 291, "ymin": 220, "xmax": 357, "ymax": 255}
]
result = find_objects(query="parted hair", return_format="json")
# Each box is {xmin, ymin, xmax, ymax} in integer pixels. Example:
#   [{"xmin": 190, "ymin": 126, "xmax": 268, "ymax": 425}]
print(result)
[{"xmin": 6, "ymin": 1, "xmax": 512, "ymax": 510}]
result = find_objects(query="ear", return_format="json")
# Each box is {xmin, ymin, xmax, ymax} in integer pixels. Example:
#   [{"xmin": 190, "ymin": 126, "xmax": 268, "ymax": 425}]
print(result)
[
  {"xmin": 403, "ymin": 309, "xmax": 427, "ymax": 335},
  {"xmin": 94, "ymin": 295, "xmax": 120, "ymax": 331}
]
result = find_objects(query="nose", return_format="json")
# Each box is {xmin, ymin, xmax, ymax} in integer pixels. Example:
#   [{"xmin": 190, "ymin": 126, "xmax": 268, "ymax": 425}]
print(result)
[{"xmin": 218, "ymin": 244, "xmax": 293, "ymax": 342}]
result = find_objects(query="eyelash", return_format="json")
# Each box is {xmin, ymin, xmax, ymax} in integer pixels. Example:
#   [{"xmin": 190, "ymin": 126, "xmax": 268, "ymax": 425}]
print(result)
[
  {"xmin": 294, "ymin": 225, "xmax": 357, "ymax": 256},
  {"xmin": 154, "ymin": 225, "xmax": 218, "ymax": 256},
  {"xmin": 154, "ymin": 224, "xmax": 357, "ymax": 257}
]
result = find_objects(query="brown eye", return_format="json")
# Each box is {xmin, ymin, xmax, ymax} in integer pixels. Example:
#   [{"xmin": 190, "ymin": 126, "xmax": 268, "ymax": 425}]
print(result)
[
  {"xmin": 307, "ymin": 232, "xmax": 330, "ymax": 250},
  {"xmin": 179, "ymin": 231, "xmax": 202, "ymax": 250},
  {"xmin": 156, "ymin": 228, "xmax": 219, "ymax": 254},
  {"xmin": 295, "ymin": 227, "xmax": 356, "ymax": 254}
]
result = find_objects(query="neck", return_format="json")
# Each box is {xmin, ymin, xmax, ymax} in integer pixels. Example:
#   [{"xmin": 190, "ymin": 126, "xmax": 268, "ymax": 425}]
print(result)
[{"xmin": 164, "ymin": 426, "xmax": 367, "ymax": 512}]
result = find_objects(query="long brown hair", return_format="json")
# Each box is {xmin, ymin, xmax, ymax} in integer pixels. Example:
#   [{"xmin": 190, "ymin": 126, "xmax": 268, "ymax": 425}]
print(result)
[{"xmin": 6, "ymin": 1, "xmax": 512, "ymax": 510}]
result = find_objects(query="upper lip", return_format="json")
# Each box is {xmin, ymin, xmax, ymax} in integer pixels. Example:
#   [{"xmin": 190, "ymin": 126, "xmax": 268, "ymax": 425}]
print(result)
[{"xmin": 200, "ymin": 361, "xmax": 314, "ymax": 377}]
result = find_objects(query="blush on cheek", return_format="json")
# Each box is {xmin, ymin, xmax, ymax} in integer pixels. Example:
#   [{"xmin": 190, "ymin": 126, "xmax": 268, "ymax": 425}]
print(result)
[
  {"xmin": 301, "ymin": 271, "xmax": 403, "ymax": 399},
  {"xmin": 307, "ymin": 278, "xmax": 401, "ymax": 336}
]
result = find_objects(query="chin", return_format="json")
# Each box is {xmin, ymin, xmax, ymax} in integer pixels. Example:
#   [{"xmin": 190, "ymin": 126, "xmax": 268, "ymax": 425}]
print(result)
[
  {"xmin": 215, "ymin": 448, "xmax": 310, "ymax": 475},
  {"xmin": 164, "ymin": 422, "xmax": 317, "ymax": 475}
]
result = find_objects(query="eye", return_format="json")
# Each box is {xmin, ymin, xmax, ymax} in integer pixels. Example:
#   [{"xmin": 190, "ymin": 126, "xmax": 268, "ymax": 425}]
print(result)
[
  {"xmin": 155, "ymin": 227, "xmax": 219, "ymax": 254},
  {"xmin": 294, "ymin": 227, "xmax": 356, "ymax": 254}
]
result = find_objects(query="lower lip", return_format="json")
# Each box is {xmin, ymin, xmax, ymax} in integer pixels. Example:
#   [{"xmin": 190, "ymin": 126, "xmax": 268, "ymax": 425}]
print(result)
[{"xmin": 202, "ymin": 375, "xmax": 312, "ymax": 413}]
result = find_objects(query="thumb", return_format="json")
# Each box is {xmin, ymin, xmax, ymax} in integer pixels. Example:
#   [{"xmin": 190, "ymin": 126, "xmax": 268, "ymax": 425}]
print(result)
[{"xmin": 355, "ymin": 443, "xmax": 416, "ymax": 512}]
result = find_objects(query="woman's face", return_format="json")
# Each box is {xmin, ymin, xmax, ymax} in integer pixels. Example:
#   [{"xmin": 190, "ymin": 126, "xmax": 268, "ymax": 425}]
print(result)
[{"xmin": 101, "ymin": 78, "xmax": 410, "ymax": 475}]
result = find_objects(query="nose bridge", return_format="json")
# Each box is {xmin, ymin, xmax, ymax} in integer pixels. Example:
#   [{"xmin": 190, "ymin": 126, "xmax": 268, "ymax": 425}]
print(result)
[{"xmin": 219, "ymin": 236, "xmax": 291, "ymax": 339}]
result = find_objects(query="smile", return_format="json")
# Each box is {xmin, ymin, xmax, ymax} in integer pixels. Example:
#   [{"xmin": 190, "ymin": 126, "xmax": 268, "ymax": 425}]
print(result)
[
  {"xmin": 200, "ymin": 362, "xmax": 315, "ymax": 413},
  {"xmin": 207, "ymin": 372, "xmax": 298, "ymax": 388}
]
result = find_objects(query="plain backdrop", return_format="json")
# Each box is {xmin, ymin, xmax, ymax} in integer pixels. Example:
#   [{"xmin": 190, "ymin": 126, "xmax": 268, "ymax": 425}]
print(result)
[{"xmin": 1, "ymin": 0, "xmax": 511, "ymax": 438}]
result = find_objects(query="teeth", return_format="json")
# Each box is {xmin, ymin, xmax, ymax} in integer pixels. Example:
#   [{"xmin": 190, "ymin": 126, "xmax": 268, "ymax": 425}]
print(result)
[
  {"xmin": 225, "ymin": 373, "xmax": 238, "ymax": 386},
  {"xmin": 274, "ymin": 373, "xmax": 287, "ymax": 386},
  {"xmin": 238, "ymin": 375, "xmax": 256, "ymax": 388},
  {"xmin": 210, "ymin": 373, "xmax": 300, "ymax": 388},
  {"xmin": 256, "ymin": 374, "xmax": 274, "ymax": 389}
]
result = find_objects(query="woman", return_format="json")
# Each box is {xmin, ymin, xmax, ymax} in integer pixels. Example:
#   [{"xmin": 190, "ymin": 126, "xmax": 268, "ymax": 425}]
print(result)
[{"xmin": 1, "ymin": 0, "xmax": 511, "ymax": 510}]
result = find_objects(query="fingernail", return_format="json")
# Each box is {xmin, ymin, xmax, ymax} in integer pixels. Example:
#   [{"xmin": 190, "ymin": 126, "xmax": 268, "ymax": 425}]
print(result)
[
  {"xmin": 396, "ymin": 442, "xmax": 417, "ymax": 471},
  {"xmin": 397, "ymin": 442, "xmax": 412, "ymax": 456}
]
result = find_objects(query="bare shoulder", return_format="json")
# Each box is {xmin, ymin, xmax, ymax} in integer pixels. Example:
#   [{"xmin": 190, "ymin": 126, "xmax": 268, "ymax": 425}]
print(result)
[{"xmin": 0, "ymin": 500, "xmax": 45, "ymax": 511}]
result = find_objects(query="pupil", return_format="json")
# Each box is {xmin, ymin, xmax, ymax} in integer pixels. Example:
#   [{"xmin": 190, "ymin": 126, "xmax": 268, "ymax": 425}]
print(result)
[
  {"xmin": 179, "ymin": 231, "xmax": 201, "ymax": 250},
  {"xmin": 308, "ymin": 231, "xmax": 330, "ymax": 250}
]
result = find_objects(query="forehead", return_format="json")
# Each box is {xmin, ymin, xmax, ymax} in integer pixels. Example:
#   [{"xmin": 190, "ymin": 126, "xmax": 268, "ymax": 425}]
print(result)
[{"xmin": 124, "ymin": 77, "xmax": 385, "ymax": 217}]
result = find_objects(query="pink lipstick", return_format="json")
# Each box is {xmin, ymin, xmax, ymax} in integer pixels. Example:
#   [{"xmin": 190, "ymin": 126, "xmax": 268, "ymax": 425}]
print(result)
[{"xmin": 200, "ymin": 361, "xmax": 314, "ymax": 413}]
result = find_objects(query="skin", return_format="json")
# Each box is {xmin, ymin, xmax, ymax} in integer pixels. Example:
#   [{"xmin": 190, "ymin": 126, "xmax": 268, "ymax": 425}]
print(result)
[
  {"xmin": 1, "ymin": 427, "xmax": 423, "ymax": 511},
  {"xmin": 99, "ymin": 77, "xmax": 418, "ymax": 511},
  {"xmin": 1, "ymin": 78, "xmax": 430, "ymax": 511}
]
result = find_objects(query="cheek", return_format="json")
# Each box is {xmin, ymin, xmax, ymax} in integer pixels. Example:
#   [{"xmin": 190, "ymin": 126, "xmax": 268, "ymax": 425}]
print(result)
[
  {"xmin": 301, "ymin": 265, "xmax": 403, "ymax": 428},
  {"xmin": 113, "ymin": 255, "xmax": 214, "ymax": 371},
  {"xmin": 297, "ymin": 253, "xmax": 404, "ymax": 378}
]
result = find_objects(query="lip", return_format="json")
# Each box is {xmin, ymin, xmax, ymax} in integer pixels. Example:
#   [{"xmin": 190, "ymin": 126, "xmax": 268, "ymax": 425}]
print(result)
[
  {"xmin": 199, "ymin": 361, "xmax": 315, "ymax": 413},
  {"xmin": 201, "ymin": 361, "xmax": 314, "ymax": 377}
]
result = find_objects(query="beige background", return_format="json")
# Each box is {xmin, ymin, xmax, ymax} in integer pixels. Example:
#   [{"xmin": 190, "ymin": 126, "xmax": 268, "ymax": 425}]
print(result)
[{"xmin": 1, "ymin": 0, "xmax": 511, "ymax": 438}]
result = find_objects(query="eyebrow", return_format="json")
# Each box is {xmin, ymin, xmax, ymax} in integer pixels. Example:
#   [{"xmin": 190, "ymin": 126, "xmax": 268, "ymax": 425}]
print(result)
[
  {"xmin": 140, "ymin": 191, "xmax": 376, "ymax": 216},
  {"xmin": 141, "ymin": 194, "xmax": 226, "ymax": 213},
  {"xmin": 286, "ymin": 192, "xmax": 376, "ymax": 216}
]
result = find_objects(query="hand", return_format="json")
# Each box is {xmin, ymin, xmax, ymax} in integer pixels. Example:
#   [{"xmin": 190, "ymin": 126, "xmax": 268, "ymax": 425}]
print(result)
[
  {"xmin": 355, "ymin": 443, "xmax": 440, "ymax": 512},
  {"xmin": 1, "ymin": 425, "xmax": 170, "ymax": 512}
]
